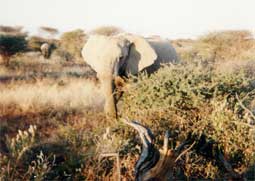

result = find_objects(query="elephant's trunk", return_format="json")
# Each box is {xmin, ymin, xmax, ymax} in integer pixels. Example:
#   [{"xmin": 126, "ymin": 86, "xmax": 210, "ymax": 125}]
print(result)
[{"xmin": 100, "ymin": 74, "xmax": 118, "ymax": 118}]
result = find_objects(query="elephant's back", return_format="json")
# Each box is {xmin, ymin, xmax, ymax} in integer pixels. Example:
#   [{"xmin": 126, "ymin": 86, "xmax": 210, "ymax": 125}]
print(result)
[
  {"xmin": 41, "ymin": 43, "xmax": 49, "ymax": 50},
  {"xmin": 147, "ymin": 37, "xmax": 179, "ymax": 64}
]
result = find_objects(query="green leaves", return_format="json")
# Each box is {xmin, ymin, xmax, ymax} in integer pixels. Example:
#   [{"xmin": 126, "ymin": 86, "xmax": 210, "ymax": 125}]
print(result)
[
  {"xmin": 119, "ymin": 63, "xmax": 255, "ymax": 179},
  {"xmin": 0, "ymin": 34, "xmax": 27, "ymax": 56}
]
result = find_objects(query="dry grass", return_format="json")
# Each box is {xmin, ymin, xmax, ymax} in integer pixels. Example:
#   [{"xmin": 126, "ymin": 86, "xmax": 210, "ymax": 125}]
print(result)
[
  {"xmin": 214, "ymin": 59, "xmax": 255, "ymax": 76},
  {"xmin": 0, "ymin": 55, "xmax": 100, "ymax": 118},
  {"xmin": 0, "ymin": 78, "xmax": 103, "ymax": 114}
]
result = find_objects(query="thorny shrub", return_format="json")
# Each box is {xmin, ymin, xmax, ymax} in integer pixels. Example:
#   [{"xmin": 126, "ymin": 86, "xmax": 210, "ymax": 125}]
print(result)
[{"xmin": 119, "ymin": 63, "xmax": 255, "ymax": 179}]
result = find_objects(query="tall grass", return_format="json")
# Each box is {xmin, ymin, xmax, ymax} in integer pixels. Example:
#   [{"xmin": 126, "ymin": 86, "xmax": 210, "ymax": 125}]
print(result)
[{"xmin": 0, "ymin": 79, "xmax": 103, "ymax": 113}]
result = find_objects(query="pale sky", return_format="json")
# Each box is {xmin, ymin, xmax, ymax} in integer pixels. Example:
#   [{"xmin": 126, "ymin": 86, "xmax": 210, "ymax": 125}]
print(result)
[{"xmin": 1, "ymin": 0, "xmax": 255, "ymax": 38}]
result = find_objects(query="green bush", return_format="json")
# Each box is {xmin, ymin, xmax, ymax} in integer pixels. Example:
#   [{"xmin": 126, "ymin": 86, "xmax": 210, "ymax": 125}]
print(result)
[
  {"xmin": 27, "ymin": 36, "xmax": 58, "ymax": 51},
  {"xmin": 119, "ymin": 63, "xmax": 255, "ymax": 179},
  {"xmin": 59, "ymin": 29, "xmax": 86, "ymax": 61},
  {"xmin": 0, "ymin": 34, "xmax": 27, "ymax": 65}
]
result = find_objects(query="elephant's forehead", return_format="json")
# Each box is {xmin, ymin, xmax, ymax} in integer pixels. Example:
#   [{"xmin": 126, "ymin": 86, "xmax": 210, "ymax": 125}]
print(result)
[
  {"xmin": 83, "ymin": 35, "xmax": 123, "ymax": 70},
  {"xmin": 99, "ymin": 39, "xmax": 122, "ymax": 60},
  {"xmin": 86, "ymin": 36, "xmax": 120, "ymax": 53}
]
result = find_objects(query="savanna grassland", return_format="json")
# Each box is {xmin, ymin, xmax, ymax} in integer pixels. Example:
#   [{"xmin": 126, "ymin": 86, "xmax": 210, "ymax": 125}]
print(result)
[{"xmin": 0, "ymin": 28, "xmax": 255, "ymax": 180}]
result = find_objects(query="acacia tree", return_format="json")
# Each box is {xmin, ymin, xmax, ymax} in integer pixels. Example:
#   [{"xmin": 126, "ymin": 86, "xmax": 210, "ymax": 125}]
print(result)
[
  {"xmin": 0, "ymin": 25, "xmax": 23, "ymax": 34},
  {"xmin": 59, "ymin": 29, "xmax": 86, "ymax": 60},
  {"xmin": 39, "ymin": 26, "xmax": 59, "ymax": 39},
  {"xmin": 0, "ymin": 34, "xmax": 27, "ymax": 65},
  {"xmin": 90, "ymin": 26, "xmax": 123, "ymax": 36}
]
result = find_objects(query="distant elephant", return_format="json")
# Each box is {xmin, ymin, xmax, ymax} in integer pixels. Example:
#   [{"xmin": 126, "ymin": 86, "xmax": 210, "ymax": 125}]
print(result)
[
  {"xmin": 82, "ymin": 34, "xmax": 179, "ymax": 117},
  {"xmin": 40, "ymin": 43, "xmax": 51, "ymax": 59}
]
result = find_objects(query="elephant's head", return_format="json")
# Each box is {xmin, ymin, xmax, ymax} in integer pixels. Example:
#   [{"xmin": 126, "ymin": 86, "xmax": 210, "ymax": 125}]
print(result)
[
  {"xmin": 81, "ymin": 34, "xmax": 157, "ymax": 117},
  {"xmin": 40, "ymin": 43, "xmax": 52, "ymax": 59}
]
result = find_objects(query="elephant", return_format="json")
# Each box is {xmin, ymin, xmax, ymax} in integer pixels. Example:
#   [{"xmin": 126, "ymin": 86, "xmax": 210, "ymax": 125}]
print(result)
[
  {"xmin": 40, "ymin": 42, "xmax": 51, "ymax": 59},
  {"xmin": 81, "ymin": 34, "xmax": 179, "ymax": 118}
]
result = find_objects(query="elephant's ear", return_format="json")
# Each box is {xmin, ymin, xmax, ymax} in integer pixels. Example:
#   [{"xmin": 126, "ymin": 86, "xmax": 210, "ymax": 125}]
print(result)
[
  {"xmin": 81, "ymin": 35, "xmax": 110, "ymax": 73},
  {"xmin": 124, "ymin": 35, "xmax": 157, "ymax": 74}
]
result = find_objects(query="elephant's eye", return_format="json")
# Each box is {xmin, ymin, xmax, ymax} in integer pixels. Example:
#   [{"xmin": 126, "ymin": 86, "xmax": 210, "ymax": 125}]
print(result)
[{"xmin": 119, "ymin": 56, "xmax": 124, "ymax": 60}]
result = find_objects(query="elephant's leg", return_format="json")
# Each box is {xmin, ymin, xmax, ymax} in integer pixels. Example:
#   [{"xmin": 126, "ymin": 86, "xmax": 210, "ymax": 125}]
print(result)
[
  {"xmin": 100, "ymin": 76, "xmax": 118, "ymax": 118},
  {"xmin": 46, "ymin": 50, "xmax": 49, "ymax": 58},
  {"xmin": 45, "ymin": 50, "xmax": 49, "ymax": 59},
  {"xmin": 42, "ymin": 49, "xmax": 49, "ymax": 59},
  {"xmin": 42, "ymin": 50, "xmax": 46, "ymax": 58}
]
